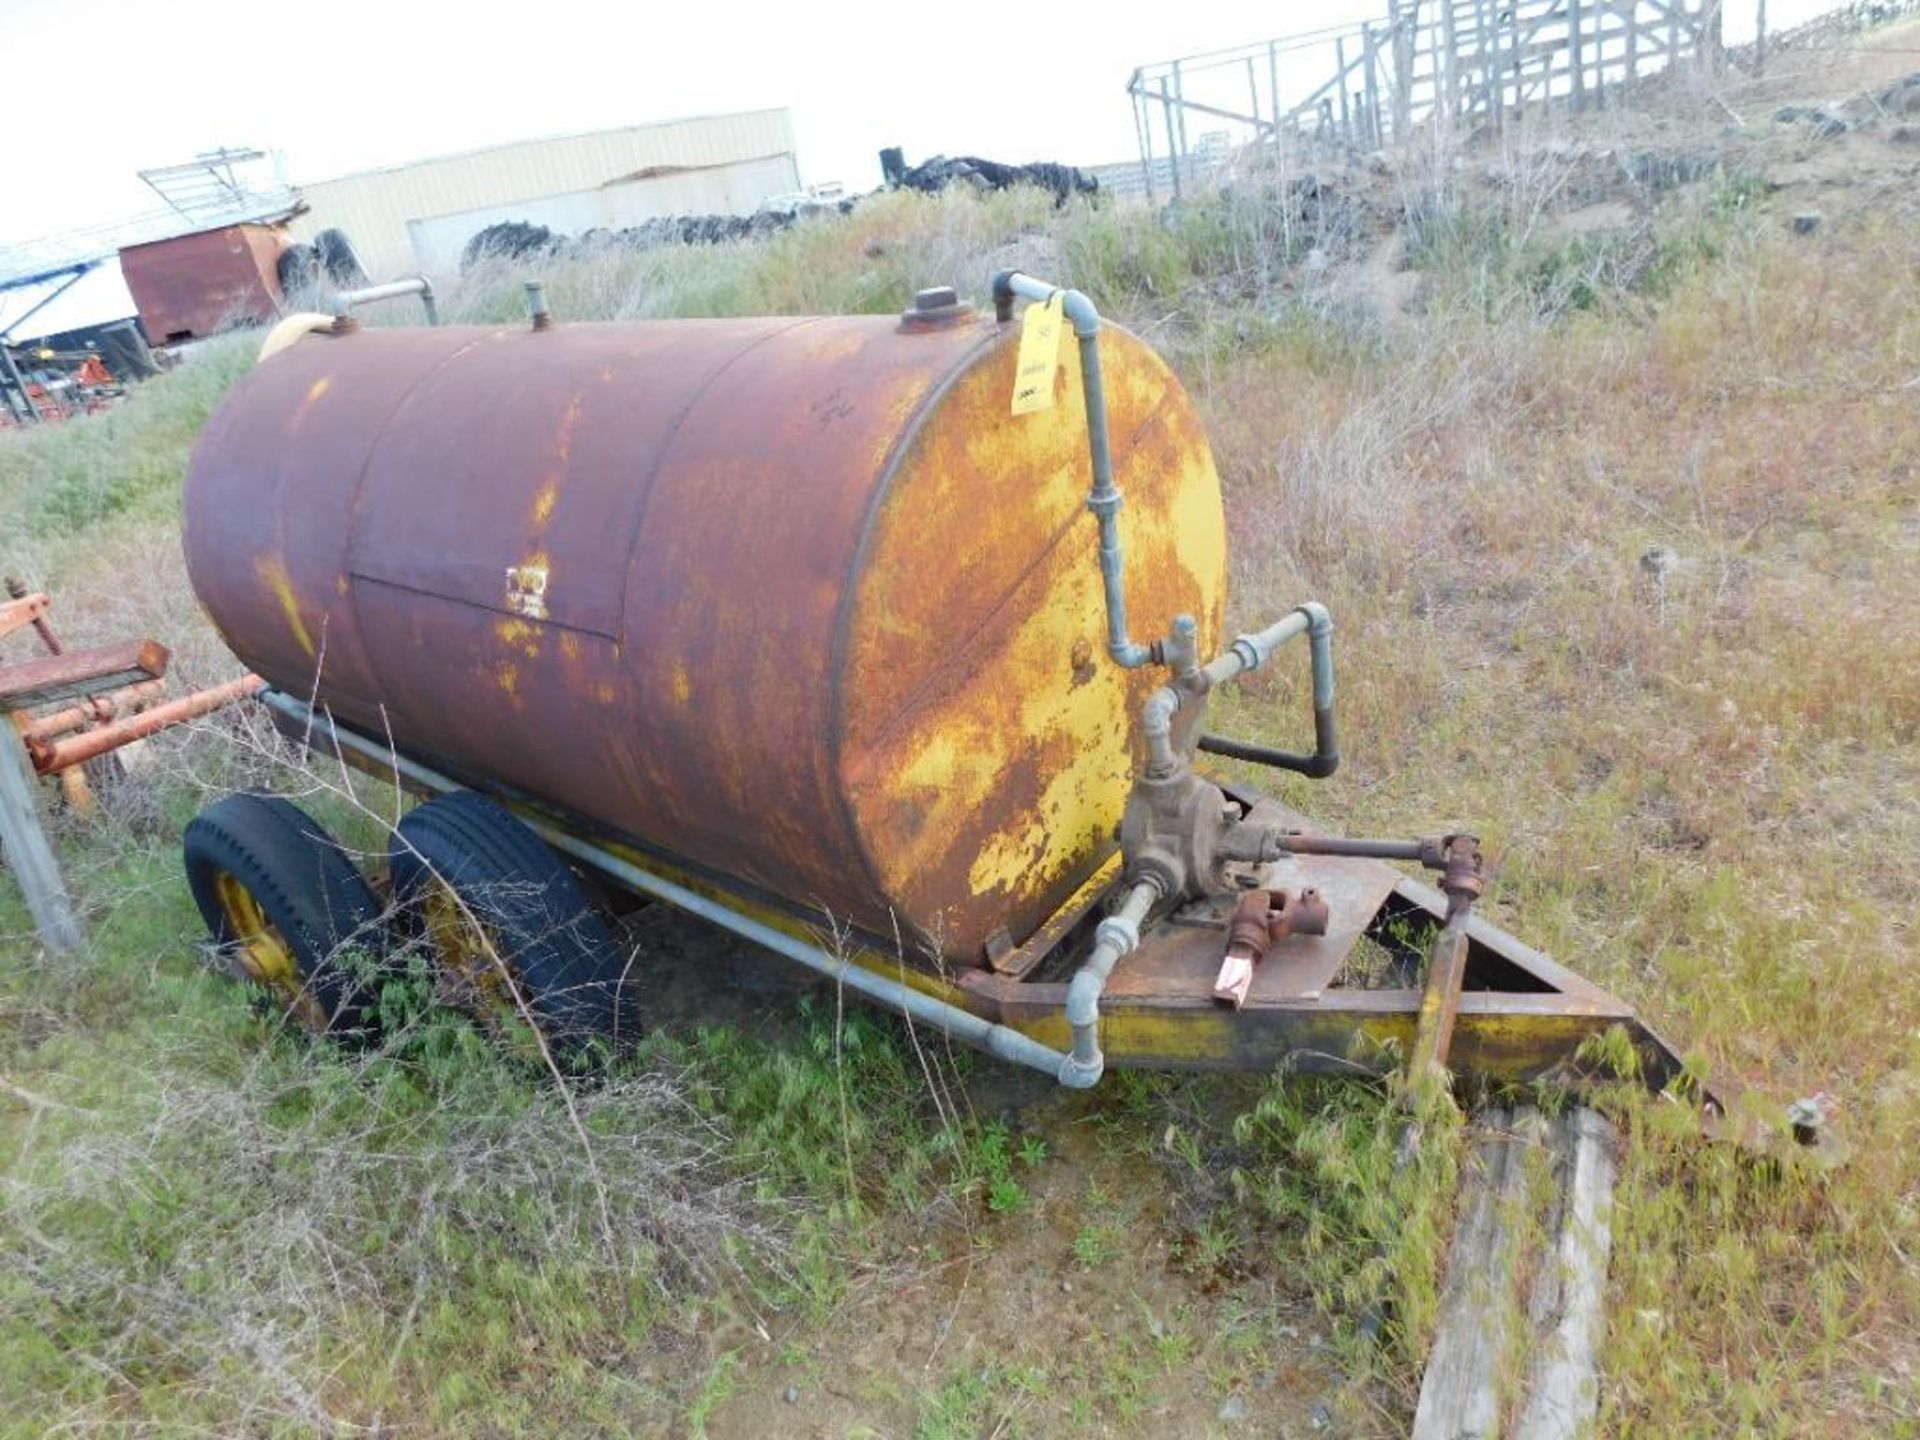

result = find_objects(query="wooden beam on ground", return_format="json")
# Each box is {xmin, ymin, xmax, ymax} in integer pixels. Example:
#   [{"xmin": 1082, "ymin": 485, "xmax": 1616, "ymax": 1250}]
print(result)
[
  {"xmin": 1514, "ymin": 1109, "xmax": 1618, "ymax": 1440},
  {"xmin": 0, "ymin": 726, "xmax": 84, "ymax": 952},
  {"xmin": 0, "ymin": 639, "xmax": 168, "ymax": 713},
  {"xmin": 1413, "ymin": 1108, "xmax": 1531, "ymax": 1438},
  {"xmin": 1415, "ymin": 1106, "xmax": 1618, "ymax": 1440}
]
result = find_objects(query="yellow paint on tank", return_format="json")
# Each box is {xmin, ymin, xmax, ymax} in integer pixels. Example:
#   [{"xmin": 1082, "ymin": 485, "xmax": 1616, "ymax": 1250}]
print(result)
[
  {"xmin": 285, "ymin": 375, "xmax": 333, "ymax": 437},
  {"xmin": 841, "ymin": 321, "xmax": 1227, "ymax": 957},
  {"xmin": 254, "ymin": 555, "xmax": 316, "ymax": 659},
  {"xmin": 494, "ymin": 617, "xmax": 543, "ymax": 657}
]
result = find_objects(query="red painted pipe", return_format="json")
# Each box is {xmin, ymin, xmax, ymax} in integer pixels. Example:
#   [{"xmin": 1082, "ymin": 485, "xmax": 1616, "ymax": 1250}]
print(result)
[
  {"xmin": 23, "ymin": 679, "xmax": 169, "ymax": 743},
  {"xmin": 28, "ymin": 675, "xmax": 262, "ymax": 774}
]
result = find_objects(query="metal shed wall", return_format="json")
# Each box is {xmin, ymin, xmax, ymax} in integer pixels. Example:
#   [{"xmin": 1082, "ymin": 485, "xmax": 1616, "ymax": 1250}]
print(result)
[{"xmin": 289, "ymin": 109, "xmax": 796, "ymax": 281}]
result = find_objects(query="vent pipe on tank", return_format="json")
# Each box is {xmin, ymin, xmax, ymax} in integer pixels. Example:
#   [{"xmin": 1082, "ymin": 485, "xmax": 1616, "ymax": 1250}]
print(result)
[
  {"xmin": 992, "ymin": 270, "xmax": 1153, "ymax": 669},
  {"xmin": 525, "ymin": 280, "xmax": 553, "ymax": 331}
]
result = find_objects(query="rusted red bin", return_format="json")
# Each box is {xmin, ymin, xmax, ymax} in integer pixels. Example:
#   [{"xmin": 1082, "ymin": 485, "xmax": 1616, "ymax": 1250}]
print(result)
[{"xmin": 184, "ymin": 305, "xmax": 1226, "ymax": 965}]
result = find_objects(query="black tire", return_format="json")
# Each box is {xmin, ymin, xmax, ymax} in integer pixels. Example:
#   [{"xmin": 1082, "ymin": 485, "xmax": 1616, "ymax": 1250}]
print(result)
[
  {"xmin": 275, "ymin": 242, "xmax": 318, "ymax": 297},
  {"xmin": 312, "ymin": 228, "xmax": 367, "ymax": 286},
  {"xmin": 388, "ymin": 792, "xmax": 635, "ymax": 1058},
  {"xmin": 183, "ymin": 793, "xmax": 387, "ymax": 1036}
]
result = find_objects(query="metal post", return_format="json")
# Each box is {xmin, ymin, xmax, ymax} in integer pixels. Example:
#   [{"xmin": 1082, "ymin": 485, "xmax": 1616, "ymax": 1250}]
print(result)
[
  {"xmin": 1474, "ymin": 0, "xmax": 1498, "ymax": 125},
  {"xmin": 1441, "ymin": 0, "xmax": 1459, "ymax": 122},
  {"xmin": 0, "ymin": 723, "xmax": 84, "ymax": 951},
  {"xmin": 1570, "ymin": 0, "xmax": 1586, "ymax": 110},
  {"xmin": 1336, "ymin": 34, "xmax": 1353, "ymax": 143},
  {"xmin": 1363, "ymin": 23, "xmax": 1383, "ymax": 149},
  {"xmin": 1755, "ymin": 0, "xmax": 1768, "ymax": 76},
  {"xmin": 0, "ymin": 343, "xmax": 38, "ymax": 426},
  {"xmin": 1172, "ymin": 59, "xmax": 1190, "ymax": 187},
  {"xmin": 1388, "ymin": 0, "xmax": 1414, "ymax": 141},
  {"xmin": 1268, "ymin": 40, "xmax": 1282, "ymax": 146},
  {"xmin": 1160, "ymin": 77, "xmax": 1182, "ymax": 201},
  {"xmin": 1135, "ymin": 88, "xmax": 1158, "ymax": 205}
]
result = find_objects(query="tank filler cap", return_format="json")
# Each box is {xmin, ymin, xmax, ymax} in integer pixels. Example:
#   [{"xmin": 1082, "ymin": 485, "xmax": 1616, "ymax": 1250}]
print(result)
[{"xmin": 899, "ymin": 285, "xmax": 976, "ymax": 333}]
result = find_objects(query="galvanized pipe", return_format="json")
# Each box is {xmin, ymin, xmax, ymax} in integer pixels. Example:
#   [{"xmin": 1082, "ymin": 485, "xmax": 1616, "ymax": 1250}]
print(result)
[
  {"xmin": 257, "ymin": 689, "xmax": 1092, "ymax": 1088},
  {"xmin": 524, "ymin": 280, "xmax": 552, "ymax": 331},
  {"xmin": 0, "ymin": 342, "xmax": 38, "ymax": 425},
  {"xmin": 1141, "ymin": 603, "xmax": 1336, "ymax": 777},
  {"xmin": 991, "ymin": 270, "xmax": 1152, "ymax": 669},
  {"xmin": 329, "ymin": 275, "xmax": 438, "ymax": 326},
  {"xmin": 1061, "ymin": 877, "xmax": 1162, "ymax": 1087}
]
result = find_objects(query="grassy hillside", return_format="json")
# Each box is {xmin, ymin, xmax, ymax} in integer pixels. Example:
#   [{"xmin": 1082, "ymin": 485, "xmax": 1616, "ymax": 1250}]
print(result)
[{"xmin": 3, "ymin": 105, "xmax": 1918, "ymax": 1436}]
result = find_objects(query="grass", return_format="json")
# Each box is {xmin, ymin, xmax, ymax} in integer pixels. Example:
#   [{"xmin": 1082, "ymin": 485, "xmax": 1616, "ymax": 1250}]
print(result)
[{"xmin": 4, "ymin": 116, "xmax": 1920, "ymax": 1435}]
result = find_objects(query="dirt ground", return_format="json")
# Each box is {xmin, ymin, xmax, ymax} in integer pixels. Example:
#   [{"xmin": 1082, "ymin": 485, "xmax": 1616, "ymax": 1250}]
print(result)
[{"xmin": 613, "ymin": 905, "xmax": 1351, "ymax": 1438}]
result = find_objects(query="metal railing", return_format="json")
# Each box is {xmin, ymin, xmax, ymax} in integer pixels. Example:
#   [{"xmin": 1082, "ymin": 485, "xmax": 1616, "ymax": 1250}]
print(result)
[{"xmin": 1125, "ymin": 1, "xmax": 1731, "ymax": 201}]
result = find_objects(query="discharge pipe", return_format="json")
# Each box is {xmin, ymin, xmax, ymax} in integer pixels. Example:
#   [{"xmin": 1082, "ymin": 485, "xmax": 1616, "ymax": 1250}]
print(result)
[
  {"xmin": 1060, "ymin": 876, "xmax": 1163, "ymax": 1088},
  {"xmin": 328, "ymin": 275, "xmax": 439, "ymax": 326},
  {"xmin": 257, "ymin": 689, "xmax": 1092, "ymax": 1089},
  {"xmin": 992, "ymin": 270, "xmax": 1152, "ymax": 669},
  {"xmin": 1141, "ymin": 602, "xmax": 1338, "ymax": 778}
]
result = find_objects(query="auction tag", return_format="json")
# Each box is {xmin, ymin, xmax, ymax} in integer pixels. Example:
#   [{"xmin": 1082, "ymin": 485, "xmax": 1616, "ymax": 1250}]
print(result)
[{"xmin": 1011, "ymin": 292, "xmax": 1064, "ymax": 415}]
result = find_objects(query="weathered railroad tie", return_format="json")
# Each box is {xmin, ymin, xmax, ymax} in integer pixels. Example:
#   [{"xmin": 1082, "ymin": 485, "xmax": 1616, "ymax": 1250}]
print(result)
[{"xmin": 1414, "ymin": 1107, "xmax": 1618, "ymax": 1440}]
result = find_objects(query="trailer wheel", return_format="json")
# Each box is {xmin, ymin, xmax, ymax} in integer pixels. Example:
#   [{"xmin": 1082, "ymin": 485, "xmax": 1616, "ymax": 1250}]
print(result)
[
  {"xmin": 389, "ymin": 792, "xmax": 635, "ymax": 1062},
  {"xmin": 183, "ymin": 793, "xmax": 387, "ymax": 1036}
]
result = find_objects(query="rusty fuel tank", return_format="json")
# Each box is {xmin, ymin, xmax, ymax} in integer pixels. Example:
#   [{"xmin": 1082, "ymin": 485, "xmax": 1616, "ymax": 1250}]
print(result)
[{"xmin": 183, "ymin": 296, "xmax": 1226, "ymax": 966}]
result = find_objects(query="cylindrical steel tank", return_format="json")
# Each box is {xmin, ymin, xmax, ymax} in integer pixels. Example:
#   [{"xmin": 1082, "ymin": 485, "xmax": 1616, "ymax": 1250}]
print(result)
[{"xmin": 184, "ymin": 305, "xmax": 1226, "ymax": 965}]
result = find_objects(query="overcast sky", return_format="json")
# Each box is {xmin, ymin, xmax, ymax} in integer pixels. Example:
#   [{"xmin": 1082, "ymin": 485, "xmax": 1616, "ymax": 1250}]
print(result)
[
  {"xmin": 1, "ymin": 0, "xmax": 1397, "ymax": 242},
  {"xmin": 0, "ymin": 0, "xmax": 1797, "ymax": 334}
]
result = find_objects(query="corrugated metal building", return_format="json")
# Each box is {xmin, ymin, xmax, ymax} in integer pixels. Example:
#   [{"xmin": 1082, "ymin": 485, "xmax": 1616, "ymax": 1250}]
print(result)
[{"xmin": 290, "ymin": 108, "xmax": 799, "ymax": 281}]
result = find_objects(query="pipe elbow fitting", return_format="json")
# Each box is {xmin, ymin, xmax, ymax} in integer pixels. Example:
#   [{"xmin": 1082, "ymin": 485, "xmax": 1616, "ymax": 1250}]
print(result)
[
  {"xmin": 1060, "ymin": 289, "xmax": 1101, "ymax": 339},
  {"xmin": 1058, "ymin": 1051, "xmax": 1104, "ymax": 1088},
  {"xmin": 1065, "ymin": 968, "xmax": 1105, "ymax": 1029},
  {"xmin": 1295, "ymin": 601, "xmax": 1333, "ymax": 636},
  {"xmin": 990, "ymin": 268, "xmax": 1020, "ymax": 321},
  {"xmin": 1141, "ymin": 685, "xmax": 1182, "ymax": 739}
]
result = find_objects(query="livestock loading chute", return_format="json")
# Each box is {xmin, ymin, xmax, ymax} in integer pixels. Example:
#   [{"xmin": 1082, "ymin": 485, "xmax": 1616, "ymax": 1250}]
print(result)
[{"xmin": 178, "ymin": 271, "xmax": 1699, "ymax": 1099}]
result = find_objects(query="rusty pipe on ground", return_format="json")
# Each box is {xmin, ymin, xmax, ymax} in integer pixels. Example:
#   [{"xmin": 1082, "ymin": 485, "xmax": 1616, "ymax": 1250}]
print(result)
[
  {"xmin": 1061, "ymin": 877, "xmax": 1164, "ymax": 1087},
  {"xmin": 28, "ymin": 675, "xmax": 262, "ymax": 774},
  {"xmin": 6, "ymin": 575, "xmax": 63, "ymax": 654},
  {"xmin": 992, "ymin": 270, "xmax": 1153, "ymax": 668},
  {"xmin": 23, "ymin": 679, "xmax": 168, "ymax": 743}
]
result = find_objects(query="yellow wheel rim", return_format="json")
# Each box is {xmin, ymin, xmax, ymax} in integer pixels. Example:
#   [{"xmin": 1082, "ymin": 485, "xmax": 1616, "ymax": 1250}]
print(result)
[
  {"xmin": 212, "ymin": 870, "xmax": 328, "ymax": 1032},
  {"xmin": 420, "ymin": 882, "xmax": 542, "ymax": 1056}
]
